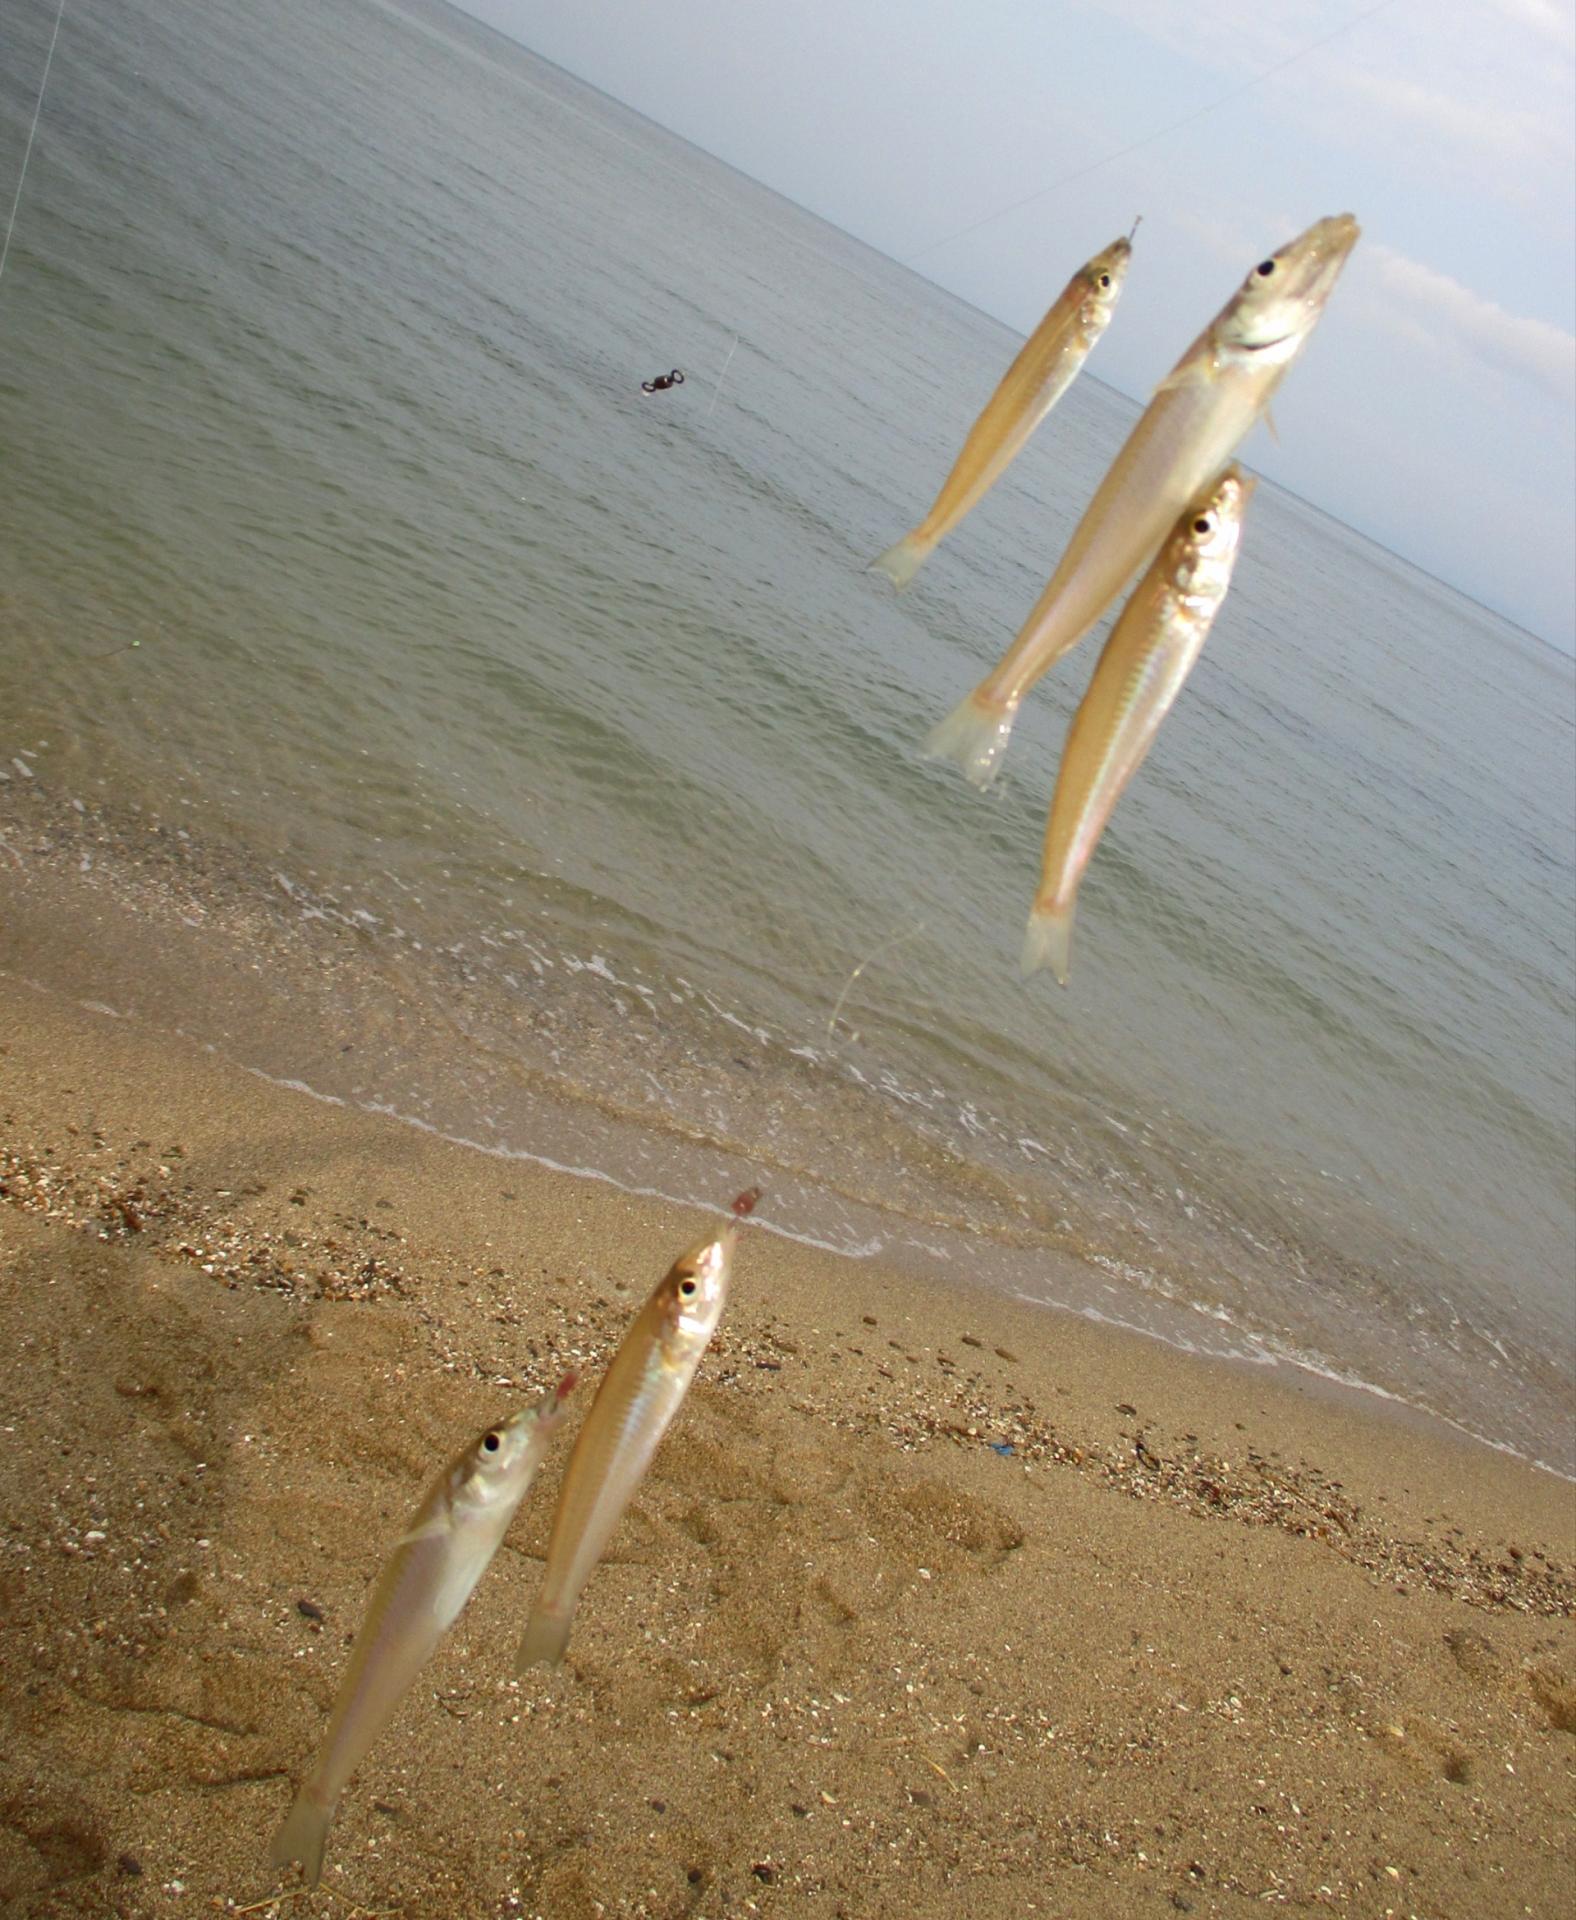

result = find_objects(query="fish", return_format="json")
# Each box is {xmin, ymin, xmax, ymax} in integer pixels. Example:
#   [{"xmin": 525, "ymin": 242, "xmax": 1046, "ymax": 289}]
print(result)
[
  {"xmin": 925, "ymin": 213, "xmax": 1358, "ymax": 787},
  {"xmin": 516, "ymin": 1190, "xmax": 758, "ymax": 1671},
  {"xmin": 869, "ymin": 235, "xmax": 1133, "ymax": 589},
  {"xmin": 269, "ymin": 1375, "xmax": 576, "ymax": 1887},
  {"xmin": 1022, "ymin": 466, "xmax": 1255, "ymax": 984}
]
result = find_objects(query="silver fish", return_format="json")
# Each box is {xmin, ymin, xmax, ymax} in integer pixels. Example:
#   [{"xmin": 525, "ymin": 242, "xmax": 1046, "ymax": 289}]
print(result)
[
  {"xmin": 1023, "ymin": 466, "xmax": 1255, "ymax": 983},
  {"xmin": 870, "ymin": 235, "xmax": 1132, "ymax": 588},
  {"xmin": 270, "ymin": 1376, "xmax": 575, "ymax": 1886},
  {"xmin": 926, "ymin": 213, "xmax": 1358, "ymax": 787},
  {"xmin": 516, "ymin": 1192, "xmax": 757, "ymax": 1670}
]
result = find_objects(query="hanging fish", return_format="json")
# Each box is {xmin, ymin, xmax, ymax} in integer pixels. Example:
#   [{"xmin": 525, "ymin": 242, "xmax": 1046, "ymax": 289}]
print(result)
[
  {"xmin": 1023, "ymin": 466, "xmax": 1255, "ymax": 984},
  {"xmin": 516, "ymin": 1191, "xmax": 757, "ymax": 1671},
  {"xmin": 870, "ymin": 234, "xmax": 1134, "ymax": 589},
  {"xmin": 270, "ymin": 1376, "xmax": 576, "ymax": 1887},
  {"xmin": 925, "ymin": 212, "xmax": 1358, "ymax": 788}
]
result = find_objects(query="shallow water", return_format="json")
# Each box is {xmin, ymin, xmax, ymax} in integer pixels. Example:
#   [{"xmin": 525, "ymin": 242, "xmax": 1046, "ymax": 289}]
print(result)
[{"xmin": 2, "ymin": 0, "xmax": 1572, "ymax": 1470}]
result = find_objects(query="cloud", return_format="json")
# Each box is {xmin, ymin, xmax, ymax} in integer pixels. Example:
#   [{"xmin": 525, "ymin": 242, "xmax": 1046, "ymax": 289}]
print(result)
[
  {"xmin": 1367, "ymin": 244, "xmax": 1576, "ymax": 405},
  {"xmin": 1340, "ymin": 68, "xmax": 1568, "ymax": 177},
  {"xmin": 1079, "ymin": 0, "xmax": 1575, "ymax": 196},
  {"xmin": 1489, "ymin": 0, "xmax": 1576, "ymax": 56},
  {"xmin": 1078, "ymin": 0, "xmax": 1341, "ymax": 74}
]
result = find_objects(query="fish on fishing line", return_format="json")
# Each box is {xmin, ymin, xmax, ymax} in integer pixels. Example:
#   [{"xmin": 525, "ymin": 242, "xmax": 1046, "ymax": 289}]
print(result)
[
  {"xmin": 869, "ymin": 234, "xmax": 1134, "ymax": 590},
  {"xmin": 270, "ymin": 1376, "xmax": 575, "ymax": 1887},
  {"xmin": 925, "ymin": 213, "xmax": 1359, "ymax": 790},
  {"xmin": 1022, "ymin": 466, "xmax": 1256, "ymax": 984},
  {"xmin": 517, "ymin": 1191, "xmax": 758, "ymax": 1671}
]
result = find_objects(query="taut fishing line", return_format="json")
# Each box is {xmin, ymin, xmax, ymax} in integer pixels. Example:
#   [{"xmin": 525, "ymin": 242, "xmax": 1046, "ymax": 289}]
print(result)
[
  {"xmin": 705, "ymin": 332, "xmax": 739, "ymax": 420},
  {"xmin": 904, "ymin": 0, "xmax": 1398, "ymax": 265},
  {"xmin": 0, "ymin": 0, "xmax": 68, "ymax": 296},
  {"xmin": 825, "ymin": 919, "xmax": 929, "ymax": 1052}
]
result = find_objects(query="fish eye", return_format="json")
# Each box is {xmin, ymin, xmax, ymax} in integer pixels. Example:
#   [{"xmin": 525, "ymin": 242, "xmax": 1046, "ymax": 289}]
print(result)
[
  {"xmin": 1255, "ymin": 259, "xmax": 1276, "ymax": 277},
  {"xmin": 678, "ymin": 1277, "xmax": 698, "ymax": 1299},
  {"xmin": 1192, "ymin": 516, "xmax": 1213, "ymax": 534},
  {"xmin": 482, "ymin": 1431, "xmax": 502, "ymax": 1453},
  {"xmin": 1098, "ymin": 273, "xmax": 1110, "ymax": 288}
]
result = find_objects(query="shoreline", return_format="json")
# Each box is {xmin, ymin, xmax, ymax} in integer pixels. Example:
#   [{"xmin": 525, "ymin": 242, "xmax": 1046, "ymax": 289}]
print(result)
[
  {"xmin": 2, "ymin": 975, "xmax": 1573, "ymax": 1917},
  {"xmin": 5, "ymin": 973, "xmax": 1572, "ymax": 1559},
  {"xmin": 2, "ymin": 770, "xmax": 1569, "ymax": 1481},
  {"xmin": 204, "ymin": 1058, "xmax": 1576, "ymax": 1490}
]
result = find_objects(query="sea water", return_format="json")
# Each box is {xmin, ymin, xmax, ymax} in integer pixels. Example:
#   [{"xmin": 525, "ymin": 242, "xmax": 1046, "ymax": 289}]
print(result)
[{"xmin": 2, "ymin": 0, "xmax": 1572, "ymax": 1470}]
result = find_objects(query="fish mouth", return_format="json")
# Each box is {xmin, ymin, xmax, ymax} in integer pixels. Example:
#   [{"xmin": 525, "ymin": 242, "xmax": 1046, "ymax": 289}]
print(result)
[
  {"xmin": 1282, "ymin": 212, "xmax": 1361, "ymax": 302},
  {"xmin": 1309, "ymin": 216, "xmax": 1360, "ymax": 289}
]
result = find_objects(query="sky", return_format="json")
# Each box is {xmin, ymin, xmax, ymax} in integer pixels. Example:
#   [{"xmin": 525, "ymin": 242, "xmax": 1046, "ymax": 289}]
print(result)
[{"xmin": 457, "ymin": 0, "xmax": 1576, "ymax": 650}]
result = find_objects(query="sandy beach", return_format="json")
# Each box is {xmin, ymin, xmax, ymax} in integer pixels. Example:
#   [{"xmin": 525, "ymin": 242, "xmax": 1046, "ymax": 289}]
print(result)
[
  {"xmin": 1, "ymin": 2, "xmax": 1572, "ymax": 1914},
  {"xmin": 0, "ymin": 978, "xmax": 1570, "ymax": 1919}
]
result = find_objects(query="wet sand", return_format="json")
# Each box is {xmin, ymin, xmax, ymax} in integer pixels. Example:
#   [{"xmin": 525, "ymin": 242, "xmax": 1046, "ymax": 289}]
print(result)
[{"xmin": 1, "ymin": 980, "xmax": 1572, "ymax": 1919}]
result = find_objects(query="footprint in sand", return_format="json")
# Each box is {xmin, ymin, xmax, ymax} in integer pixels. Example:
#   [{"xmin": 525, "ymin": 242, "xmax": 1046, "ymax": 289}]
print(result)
[{"xmin": 0, "ymin": 1811, "xmax": 107, "ymax": 1902}]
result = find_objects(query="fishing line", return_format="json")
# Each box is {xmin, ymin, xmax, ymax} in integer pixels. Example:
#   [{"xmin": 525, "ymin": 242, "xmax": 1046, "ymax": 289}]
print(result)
[
  {"xmin": 0, "ymin": 0, "xmax": 68, "ymax": 296},
  {"xmin": 825, "ymin": 918, "xmax": 928, "ymax": 1052},
  {"xmin": 904, "ymin": 0, "xmax": 1398, "ymax": 264},
  {"xmin": 705, "ymin": 332, "xmax": 739, "ymax": 420}
]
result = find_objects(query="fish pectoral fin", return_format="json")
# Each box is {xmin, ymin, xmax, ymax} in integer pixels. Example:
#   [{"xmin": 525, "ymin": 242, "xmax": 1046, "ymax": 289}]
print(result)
[
  {"xmin": 393, "ymin": 1515, "xmax": 450, "ymax": 1550},
  {"xmin": 1261, "ymin": 403, "xmax": 1281, "ymax": 445},
  {"xmin": 1152, "ymin": 358, "xmax": 1214, "ymax": 397}
]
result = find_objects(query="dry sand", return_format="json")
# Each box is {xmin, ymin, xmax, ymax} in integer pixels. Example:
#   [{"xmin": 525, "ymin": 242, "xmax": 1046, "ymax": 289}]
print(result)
[{"xmin": 1, "ymin": 980, "xmax": 1572, "ymax": 1919}]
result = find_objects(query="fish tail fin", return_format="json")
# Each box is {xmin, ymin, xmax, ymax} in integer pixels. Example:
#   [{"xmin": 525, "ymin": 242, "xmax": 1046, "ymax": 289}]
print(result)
[
  {"xmin": 867, "ymin": 532, "xmax": 932, "ymax": 590},
  {"xmin": 1021, "ymin": 898, "xmax": 1076, "ymax": 985},
  {"xmin": 517, "ymin": 1606, "xmax": 572, "ymax": 1673},
  {"xmin": 268, "ymin": 1784, "xmax": 334, "ymax": 1889},
  {"xmin": 922, "ymin": 689, "xmax": 1020, "ymax": 790}
]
